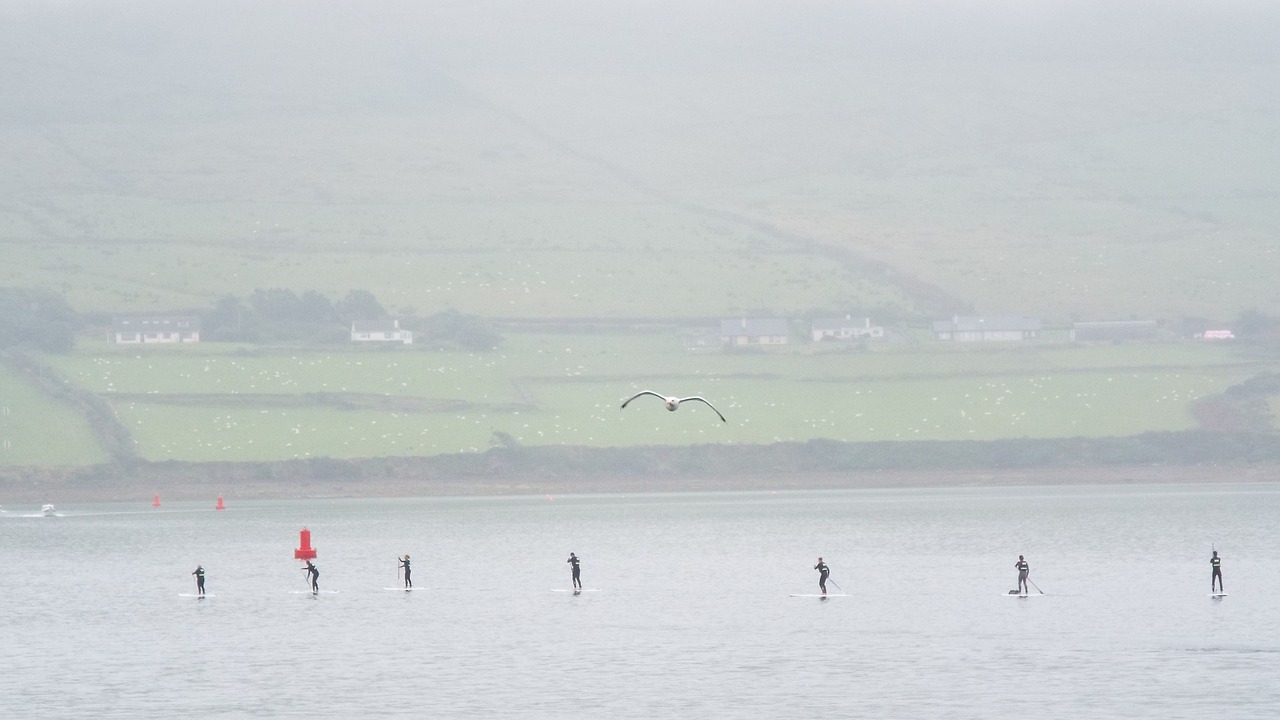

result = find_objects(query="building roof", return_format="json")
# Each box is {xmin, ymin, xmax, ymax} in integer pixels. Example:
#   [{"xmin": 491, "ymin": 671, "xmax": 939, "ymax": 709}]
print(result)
[
  {"xmin": 352, "ymin": 319, "xmax": 402, "ymax": 334},
  {"xmin": 111, "ymin": 315, "xmax": 201, "ymax": 333},
  {"xmin": 932, "ymin": 316, "xmax": 1041, "ymax": 333},
  {"xmin": 720, "ymin": 318, "xmax": 789, "ymax": 337},
  {"xmin": 811, "ymin": 317, "xmax": 872, "ymax": 331}
]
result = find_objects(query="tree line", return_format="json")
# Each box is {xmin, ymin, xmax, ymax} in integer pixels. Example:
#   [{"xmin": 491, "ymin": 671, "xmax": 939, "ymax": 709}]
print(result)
[
  {"xmin": 0, "ymin": 286, "xmax": 501, "ymax": 353},
  {"xmin": 200, "ymin": 288, "xmax": 501, "ymax": 350}
]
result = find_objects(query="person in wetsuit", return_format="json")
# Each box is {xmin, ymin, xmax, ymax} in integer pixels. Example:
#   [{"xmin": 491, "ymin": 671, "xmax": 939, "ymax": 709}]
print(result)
[
  {"xmin": 303, "ymin": 560, "xmax": 319, "ymax": 593},
  {"xmin": 192, "ymin": 565, "xmax": 206, "ymax": 596},
  {"xmin": 568, "ymin": 552, "xmax": 581, "ymax": 590},
  {"xmin": 399, "ymin": 554, "xmax": 412, "ymax": 589},
  {"xmin": 814, "ymin": 557, "xmax": 830, "ymax": 596},
  {"xmin": 1015, "ymin": 555, "xmax": 1030, "ymax": 595},
  {"xmin": 1211, "ymin": 551, "xmax": 1223, "ymax": 593}
]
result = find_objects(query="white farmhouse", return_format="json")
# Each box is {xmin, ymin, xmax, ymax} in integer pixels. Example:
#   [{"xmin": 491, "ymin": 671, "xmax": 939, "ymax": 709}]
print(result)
[
  {"xmin": 351, "ymin": 319, "xmax": 413, "ymax": 345},
  {"xmin": 810, "ymin": 316, "xmax": 884, "ymax": 342}
]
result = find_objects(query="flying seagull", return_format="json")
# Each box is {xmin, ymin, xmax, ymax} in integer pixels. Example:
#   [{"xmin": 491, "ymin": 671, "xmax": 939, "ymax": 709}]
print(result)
[{"xmin": 620, "ymin": 391, "xmax": 726, "ymax": 422}]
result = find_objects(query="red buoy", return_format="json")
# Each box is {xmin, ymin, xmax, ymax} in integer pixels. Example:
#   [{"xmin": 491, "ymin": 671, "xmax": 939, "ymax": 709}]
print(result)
[
  {"xmin": 215, "ymin": 495, "xmax": 225, "ymax": 511},
  {"xmin": 152, "ymin": 494, "xmax": 161, "ymax": 508},
  {"xmin": 294, "ymin": 528, "xmax": 317, "ymax": 560}
]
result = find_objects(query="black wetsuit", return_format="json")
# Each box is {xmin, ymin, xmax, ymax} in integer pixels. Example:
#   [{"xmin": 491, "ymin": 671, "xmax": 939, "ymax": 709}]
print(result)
[
  {"xmin": 1016, "ymin": 560, "xmax": 1030, "ymax": 594},
  {"xmin": 192, "ymin": 566, "xmax": 205, "ymax": 596},
  {"xmin": 815, "ymin": 561, "xmax": 829, "ymax": 595},
  {"xmin": 1211, "ymin": 554, "xmax": 1223, "ymax": 592},
  {"xmin": 400, "ymin": 557, "xmax": 412, "ymax": 588},
  {"xmin": 304, "ymin": 562, "xmax": 319, "ymax": 592},
  {"xmin": 568, "ymin": 555, "xmax": 581, "ymax": 589}
]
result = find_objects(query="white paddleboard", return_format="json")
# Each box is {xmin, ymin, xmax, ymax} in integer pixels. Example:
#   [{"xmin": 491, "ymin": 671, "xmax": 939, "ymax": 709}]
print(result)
[
  {"xmin": 178, "ymin": 593, "xmax": 215, "ymax": 598},
  {"xmin": 551, "ymin": 588, "xmax": 600, "ymax": 593},
  {"xmin": 790, "ymin": 593, "xmax": 848, "ymax": 598},
  {"xmin": 1006, "ymin": 592, "xmax": 1044, "ymax": 597},
  {"xmin": 1211, "ymin": 592, "xmax": 1228, "ymax": 598},
  {"xmin": 384, "ymin": 587, "xmax": 417, "ymax": 591}
]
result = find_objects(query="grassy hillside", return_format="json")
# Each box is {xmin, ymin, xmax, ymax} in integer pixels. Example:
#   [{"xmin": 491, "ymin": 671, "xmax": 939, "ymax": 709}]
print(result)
[
  {"xmin": 0, "ymin": 2, "xmax": 1277, "ymax": 324},
  {"xmin": 1, "ymin": 2, "xmax": 1278, "ymax": 476},
  {"xmin": 0, "ymin": 363, "xmax": 110, "ymax": 466}
]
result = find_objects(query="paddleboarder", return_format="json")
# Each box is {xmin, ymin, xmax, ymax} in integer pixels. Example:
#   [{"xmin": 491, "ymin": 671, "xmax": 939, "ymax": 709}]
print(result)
[
  {"xmin": 191, "ymin": 564, "xmax": 206, "ymax": 596},
  {"xmin": 567, "ymin": 552, "xmax": 581, "ymax": 590},
  {"xmin": 399, "ymin": 554, "xmax": 412, "ymax": 589},
  {"xmin": 1211, "ymin": 550, "xmax": 1223, "ymax": 593},
  {"xmin": 1015, "ymin": 555, "xmax": 1030, "ymax": 595},
  {"xmin": 814, "ymin": 557, "xmax": 830, "ymax": 596},
  {"xmin": 302, "ymin": 560, "xmax": 320, "ymax": 593}
]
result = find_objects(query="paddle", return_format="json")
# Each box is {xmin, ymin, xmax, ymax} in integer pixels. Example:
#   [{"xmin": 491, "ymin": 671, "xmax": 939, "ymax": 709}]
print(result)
[
  {"xmin": 1028, "ymin": 578, "xmax": 1044, "ymax": 595},
  {"xmin": 828, "ymin": 578, "xmax": 844, "ymax": 594}
]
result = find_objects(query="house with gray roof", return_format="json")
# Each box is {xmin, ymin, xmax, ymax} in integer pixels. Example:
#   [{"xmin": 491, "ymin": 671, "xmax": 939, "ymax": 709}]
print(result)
[
  {"xmin": 720, "ymin": 318, "xmax": 789, "ymax": 345},
  {"xmin": 932, "ymin": 315, "xmax": 1040, "ymax": 342},
  {"xmin": 111, "ymin": 315, "xmax": 201, "ymax": 344}
]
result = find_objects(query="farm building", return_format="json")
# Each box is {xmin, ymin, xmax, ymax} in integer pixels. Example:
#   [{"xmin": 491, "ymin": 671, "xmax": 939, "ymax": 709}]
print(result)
[
  {"xmin": 811, "ymin": 316, "xmax": 884, "ymax": 342},
  {"xmin": 932, "ymin": 315, "xmax": 1040, "ymax": 342},
  {"xmin": 1071, "ymin": 320, "xmax": 1158, "ymax": 342},
  {"xmin": 110, "ymin": 315, "xmax": 201, "ymax": 344},
  {"xmin": 720, "ymin": 318, "xmax": 789, "ymax": 345},
  {"xmin": 351, "ymin": 319, "xmax": 414, "ymax": 345}
]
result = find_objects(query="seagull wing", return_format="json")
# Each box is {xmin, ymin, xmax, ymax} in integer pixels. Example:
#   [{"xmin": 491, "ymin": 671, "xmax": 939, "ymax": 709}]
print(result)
[
  {"xmin": 621, "ymin": 391, "xmax": 668, "ymax": 409},
  {"xmin": 680, "ymin": 397, "xmax": 727, "ymax": 422}
]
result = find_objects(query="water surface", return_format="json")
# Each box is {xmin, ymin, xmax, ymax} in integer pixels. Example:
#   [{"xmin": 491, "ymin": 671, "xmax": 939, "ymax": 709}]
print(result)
[{"xmin": 1, "ymin": 483, "xmax": 1276, "ymax": 718}]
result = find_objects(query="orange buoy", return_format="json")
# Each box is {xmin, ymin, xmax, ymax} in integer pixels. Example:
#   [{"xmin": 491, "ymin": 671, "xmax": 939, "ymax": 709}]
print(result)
[
  {"xmin": 215, "ymin": 495, "xmax": 225, "ymax": 511},
  {"xmin": 152, "ymin": 494, "xmax": 161, "ymax": 507},
  {"xmin": 294, "ymin": 528, "xmax": 317, "ymax": 560}
]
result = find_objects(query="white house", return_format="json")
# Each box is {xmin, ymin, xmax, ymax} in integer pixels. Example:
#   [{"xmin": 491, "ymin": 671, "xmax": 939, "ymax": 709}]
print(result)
[
  {"xmin": 932, "ymin": 315, "xmax": 1040, "ymax": 342},
  {"xmin": 720, "ymin": 318, "xmax": 789, "ymax": 345},
  {"xmin": 811, "ymin": 316, "xmax": 884, "ymax": 342},
  {"xmin": 111, "ymin": 316, "xmax": 201, "ymax": 344},
  {"xmin": 351, "ymin": 319, "xmax": 413, "ymax": 345}
]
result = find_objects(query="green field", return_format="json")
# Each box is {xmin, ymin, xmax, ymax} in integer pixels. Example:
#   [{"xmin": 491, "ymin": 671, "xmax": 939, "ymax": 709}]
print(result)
[
  {"xmin": 0, "ymin": 365, "xmax": 110, "ymax": 466},
  {"xmin": 6, "ymin": 337, "xmax": 1264, "ymax": 466}
]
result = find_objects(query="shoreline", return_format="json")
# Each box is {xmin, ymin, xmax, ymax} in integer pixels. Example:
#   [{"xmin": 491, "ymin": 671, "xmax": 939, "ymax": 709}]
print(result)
[{"xmin": 4, "ymin": 465, "xmax": 1276, "ymax": 505}]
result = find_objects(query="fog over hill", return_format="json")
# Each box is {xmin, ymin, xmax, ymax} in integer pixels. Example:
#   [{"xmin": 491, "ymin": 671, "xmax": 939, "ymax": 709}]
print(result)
[{"xmin": 1, "ymin": 0, "xmax": 1277, "ymax": 321}]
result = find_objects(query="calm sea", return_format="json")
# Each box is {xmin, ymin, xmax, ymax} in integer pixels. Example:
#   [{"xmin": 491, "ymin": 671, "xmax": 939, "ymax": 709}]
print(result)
[{"xmin": 2, "ymin": 483, "xmax": 1277, "ymax": 719}]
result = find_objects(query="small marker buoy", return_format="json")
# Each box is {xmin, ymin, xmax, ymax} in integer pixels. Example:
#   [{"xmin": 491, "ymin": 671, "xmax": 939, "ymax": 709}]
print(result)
[
  {"xmin": 215, "ymin": 495, "xmax": 225, "ymax": 511},
  {"xmin": 152, "ymin": 494, "xmax": 161, "ymax": 507}
]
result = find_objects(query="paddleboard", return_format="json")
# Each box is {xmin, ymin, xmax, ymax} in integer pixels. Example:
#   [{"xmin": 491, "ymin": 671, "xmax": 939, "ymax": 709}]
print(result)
[
  {"xmin": 551, "ymin": 588, "xmax": 600, "ymax": 593},
  {"xmin": 178, "ymin": 593, "xmax": 215, "ymax": 598},
  {"xmin": 789, "ymin": 593, "xmax": 848, "ymax": 598},
  {"xmin": 1006, "ymin": 592, "xmax": 1044, "ymax": 597},
  {"xmin": 1211, "ymin": 592, "xmax": 1228, "ymax": 598},
  {"xmin": 383, "ymin": 587, "xmax": 417, "ymax": 591},
  {"xmin": 290, "ymin": 590, "xmax": 339, "ymax": 594}
]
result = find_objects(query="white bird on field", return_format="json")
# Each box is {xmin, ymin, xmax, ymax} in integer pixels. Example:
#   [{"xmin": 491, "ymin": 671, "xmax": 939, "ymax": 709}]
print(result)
[{"xmin": 621, "ymin": 391, "xmax": 726, "ymax": 422}]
